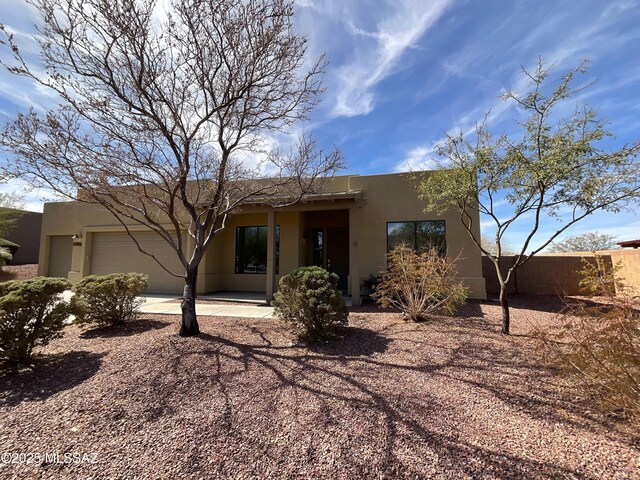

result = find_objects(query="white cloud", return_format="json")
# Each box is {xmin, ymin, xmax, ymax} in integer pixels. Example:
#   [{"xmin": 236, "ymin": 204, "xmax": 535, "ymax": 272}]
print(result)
[
  {"xmin": 394, "ymin": 143, "xmax": 441, "ymax": 172},
  {"xmin": 331, "ymin": 0, "xmax": 453, "ymax": 117},
  {"xmin": 0, "ymin": 177, "xmax": 57, "ymax": 212}
]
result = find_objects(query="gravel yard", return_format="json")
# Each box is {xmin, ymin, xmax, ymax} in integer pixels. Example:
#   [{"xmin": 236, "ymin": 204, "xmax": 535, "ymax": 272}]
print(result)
[{"xmin": 1, "ymin": 297, "xmax": 638, "ymax": 479}]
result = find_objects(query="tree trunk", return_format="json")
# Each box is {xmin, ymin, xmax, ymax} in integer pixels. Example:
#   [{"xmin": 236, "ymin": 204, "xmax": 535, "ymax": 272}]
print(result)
[
  {"xmin": 179, "ymin": 267, "xmax": 200, "ymax": 337},
  {"xmin": 499, "ymin": 284, "xmax": 510, "ymax": 335}
]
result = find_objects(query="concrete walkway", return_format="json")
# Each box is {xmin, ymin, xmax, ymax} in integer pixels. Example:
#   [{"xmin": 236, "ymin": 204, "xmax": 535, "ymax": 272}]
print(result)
[
  {"xmin": 63, "ymin": 291, "xmax": 346, "ymax": 319},
  {"xmin": 138, "ymin": 295, "xmax": 275, "ymax": 318}
]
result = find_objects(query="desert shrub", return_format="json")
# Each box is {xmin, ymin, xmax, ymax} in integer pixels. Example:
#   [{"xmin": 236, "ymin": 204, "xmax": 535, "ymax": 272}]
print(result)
[
  {"xmin": 578, "ymin": 254, "xmax": 621, "ymax": 297},
  {"xmin": 372, "ymin": 245, "xmax": 467, "ymax": 321},
  {"xmin": 71, "ymin": 273, "xmax": 148, "ymax": 328},
  {"xmin": 0, "ymin": 277, "xmax": 71, "ymax": 363},
  {"xmin": 535, "ymin": 259, "xmax": 640, "ymax": 422},
  {"xmin": 361, "ymin": 274, "xmax": 381, "ymax": 303},
  {"xmin": 0, "ymin": 239, "xmax": 19, "ymax": 269},
  {"xmin": 0, "ymin": 246, "xmax": 12, "ymax": 269},
  {"xmin": 273, "ymin": 266, "xmax": 348, "ymax": 342},
  {"xmin": 0, "ymin": 238, "xmax": 19, "ymax": 255}
]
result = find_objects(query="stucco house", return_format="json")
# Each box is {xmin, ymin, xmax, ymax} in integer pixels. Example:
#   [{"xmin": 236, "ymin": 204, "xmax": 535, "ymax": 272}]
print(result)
[{"xmin": 38, "ymin": 172, "xmax": 486, "ymax": 305}]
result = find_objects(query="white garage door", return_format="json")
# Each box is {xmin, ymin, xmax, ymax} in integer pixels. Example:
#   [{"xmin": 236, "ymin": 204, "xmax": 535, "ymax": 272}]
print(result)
[{"xmin": 91, "ymin": 232, "xmax": 185, "ymax": 294}]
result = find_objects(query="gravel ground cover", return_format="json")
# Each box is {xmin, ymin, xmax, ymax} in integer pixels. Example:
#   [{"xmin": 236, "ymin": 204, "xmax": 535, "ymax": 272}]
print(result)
[
  {"xmin": 0, "ymin": 297, "xmax": 638, "ymax": 479},
  {"xmin": 0, "ymin": 264, "xmax": 38, "ymax": 282}
]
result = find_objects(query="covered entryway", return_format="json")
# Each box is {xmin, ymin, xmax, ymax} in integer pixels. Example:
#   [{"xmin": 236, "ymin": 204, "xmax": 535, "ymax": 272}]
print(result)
[
  {"xmin": 327, "ymin": 226, "xmax": 349, "ymax": 290},
  {"xmin": 304, "ymin": 210, "xmax": 350, "ymax": 291},
  {"xmin": 90, "ymin": 232, "xmax": 184, "ymax": 294}
]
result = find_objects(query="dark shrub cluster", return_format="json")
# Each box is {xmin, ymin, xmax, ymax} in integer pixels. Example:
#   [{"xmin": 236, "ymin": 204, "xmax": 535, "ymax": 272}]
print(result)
[
  {"xmin": 0, "ymin": 238, "xmax": 19, "ymax": 269},
  {"xmin": 71, "ymin": 273, "xmax": 148, "ymax": 328},
  {"xmin": 273, "ymin": 266, "xmax": 348, "ymax": 343},
  {"xmin": 0, "ymin": 277, "xmax": 70, "ymax": 363}
]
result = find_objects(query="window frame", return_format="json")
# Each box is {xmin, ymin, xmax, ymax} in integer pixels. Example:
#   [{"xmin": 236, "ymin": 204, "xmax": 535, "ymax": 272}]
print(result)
[
  {"xmin": 234, "ymin": 225, "xmax": 280, "ymax": 274},
  {"xmin": 386, "ymin": 220, "xmax": 447, "ymax": 255}
]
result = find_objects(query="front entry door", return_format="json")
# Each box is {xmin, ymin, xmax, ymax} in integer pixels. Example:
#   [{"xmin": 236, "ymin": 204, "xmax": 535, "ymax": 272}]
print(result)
[{"xmin": 326, "ymin": 226, "xmax": 349, "ymax": 291}]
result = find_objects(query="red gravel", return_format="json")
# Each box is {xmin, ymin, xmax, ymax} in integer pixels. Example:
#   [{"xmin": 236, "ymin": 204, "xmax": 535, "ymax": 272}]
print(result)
[
  {"xmin": 1, "ymin": 297, "xmax": 638, "ymax": 479},
  {"xmin": 0, "ymin": 264, "xmax": 38, "ymax": 282}
]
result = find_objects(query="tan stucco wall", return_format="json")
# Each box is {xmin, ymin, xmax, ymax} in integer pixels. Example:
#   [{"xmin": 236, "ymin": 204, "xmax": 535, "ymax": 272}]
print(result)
[
  {"xmin": 482, "ymin": 249, "xmax": 640, "ymax": 296},
  {"xmin": 39, "ymin": 171, "xmax": 487, "ymax": 300},
  {"xmin": 345, "ymin": 173, "xmax": 485, "ymax": 298},
  {"xmin": 203, "ymin": 211, "xmax": 303, "ymax": 293}
]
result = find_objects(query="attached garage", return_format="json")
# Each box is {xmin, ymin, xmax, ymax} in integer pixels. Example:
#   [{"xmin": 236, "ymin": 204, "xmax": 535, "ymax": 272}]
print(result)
[{"xmin": 90, "ymin": 232, "xmax": 185, "ymax": 294}]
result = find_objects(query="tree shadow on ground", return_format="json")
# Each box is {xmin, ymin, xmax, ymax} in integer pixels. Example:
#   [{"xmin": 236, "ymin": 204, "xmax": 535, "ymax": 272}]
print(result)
[
  {"xmin": 137, "ymin": 315, "xmax": 640, "ymax": 479},
  {"xmin": 179, "ymin": 332, "xmax": 586, "ymax": 478},
  {"xmin": 0, "ymin": 351, "xmax": 105, "ymax": 406},
  {"xmin": 351, "ymin": 300, "xmax": 487, "ymax": 319},
  {"xmin": 482, "ymin": 294, "xmax": 599, "ymax": 315},
  {"xmin": 78, "ymin": 318, "xmax": 171, "ymax": 339},
  {"xmin": 307, "ymin": 327, "xmax": 392, "ymax": 357}
]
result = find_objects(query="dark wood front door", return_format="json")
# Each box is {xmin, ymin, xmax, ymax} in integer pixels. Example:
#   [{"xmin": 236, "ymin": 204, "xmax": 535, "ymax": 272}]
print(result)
[{"xmin": 326, "ymin": 226, "xmax": 349, "ymax": 291}]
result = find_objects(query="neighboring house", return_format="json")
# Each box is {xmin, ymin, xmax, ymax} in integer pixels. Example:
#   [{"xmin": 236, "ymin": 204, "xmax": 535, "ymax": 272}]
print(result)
[
  {"xmin": 38, "ymin": 172, "xmax": 486, "ymax": 304},
  {"xmin": 3, "ymin": 209, "xmax": 43, "ymax": 264},
  {"xmin": 618, "ymin": 239, "xmax": 640, "ymax": 249}
]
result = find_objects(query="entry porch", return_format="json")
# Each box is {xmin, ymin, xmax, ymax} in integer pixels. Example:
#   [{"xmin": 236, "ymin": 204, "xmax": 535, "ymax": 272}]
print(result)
[{"xmin": 199, "ymin": 195, "xmax": 364, "ymax": 305}]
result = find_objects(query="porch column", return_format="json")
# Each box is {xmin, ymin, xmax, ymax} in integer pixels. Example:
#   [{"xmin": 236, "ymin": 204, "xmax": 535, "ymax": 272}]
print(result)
[
  {"xmin": 266, "ymin": 209, "xmax": 276, "ymax": 301},
  {"xmin": 349, "ymin": 206, "xmax": 361, "ymax": 306}
]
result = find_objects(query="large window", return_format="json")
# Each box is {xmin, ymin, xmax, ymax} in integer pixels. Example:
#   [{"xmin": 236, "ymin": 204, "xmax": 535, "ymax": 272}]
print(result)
[
  {"xmin": 235, "ymin": 225, "xmax": 280, "ymax": 274},
  {"xmin": 387, "ymin": 221, "xmax": 446, "ymax": 255}
]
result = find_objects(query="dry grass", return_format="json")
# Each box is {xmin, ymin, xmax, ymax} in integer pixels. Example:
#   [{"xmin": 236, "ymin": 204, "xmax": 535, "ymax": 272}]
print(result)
[{"xmin": 0, "ymin": 296, "xmax": 638, "ymax": 479}]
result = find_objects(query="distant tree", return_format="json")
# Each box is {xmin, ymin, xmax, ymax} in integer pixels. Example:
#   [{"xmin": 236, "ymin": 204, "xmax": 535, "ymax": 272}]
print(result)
[
  {"xmin": 481, "ymin": 235, "xmax": 515, "ymax": 256},
  {"xmin": 548, "ymin": 232, "xmax": 619, "ymax": 253},
  {"xmin": 0, "ymin": 191, "xmax": 25, "ymax": 237},
  {"xmin": 418, "ymin": 59, "xmax": 640, "ymax": 335},
  {"xmin": 0, "ymin": 0, "xmax": 342, "ymax": 337}
]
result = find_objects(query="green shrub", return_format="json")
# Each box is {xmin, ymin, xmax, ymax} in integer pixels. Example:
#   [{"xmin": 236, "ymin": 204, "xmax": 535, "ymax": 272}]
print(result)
[
  {"xmin": 372, "ymin": 245, "xmax": 467, "ymax": 322},
  {"xmin": 273, "ymin": 266, "xmax": 348, "ymax": 343},
  {"xmin": 0, "ymin": 238, "xmax": 20, "ymax": 256},
  {"xmin": 0, "ymin": 277, "xmax": 71, "ymax": 363},
  {"xmin": 71, "ymin": 273, "xmax": 148, "ymax": 328},
  {"xmin": 361, "ymin": 274, "xmax": 381, "ymax": 303},
  {"xmin": 0, "ymin": 238, "xmax": 19, "ymax": 269},
  {"xmin": 0, "ymin": 246, "xmax": 12, "ymax": 269}
]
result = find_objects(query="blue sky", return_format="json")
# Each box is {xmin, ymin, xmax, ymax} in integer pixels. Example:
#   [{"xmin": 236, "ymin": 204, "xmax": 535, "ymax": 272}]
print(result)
[{"xmin": 1, "ymin": 0, "xmax": 639, "ymax": 250}]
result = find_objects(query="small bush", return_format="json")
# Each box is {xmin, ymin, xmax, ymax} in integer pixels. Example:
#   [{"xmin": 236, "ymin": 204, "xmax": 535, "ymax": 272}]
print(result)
[
  {"xmin": 0, "ymin": 277, "xmax": 71, "ymax": 363},
  {"xmin": 0, "ymin": 238, "xmax": 20, "ymax": 256},
  {"xmin": 361, "ymin": 274, "xmax": 381, "ymax": 303},
  {"xmin": 372, "ymin": 245, "xmax": 467, "ymax": 321},
  {"xmin": 273, "ymin": 266, "xmax": 348, "ymax": 343},
  {"xmin": 535, "ymin": 259, "xmax": 640, "ymax": 422},
  {"xmin": 71, "ymin": 273, "xmax": 148, "ymax": 328},
  {"xmin": 0, "ymin": 246, "xmax": 12, "ymax": 269}
]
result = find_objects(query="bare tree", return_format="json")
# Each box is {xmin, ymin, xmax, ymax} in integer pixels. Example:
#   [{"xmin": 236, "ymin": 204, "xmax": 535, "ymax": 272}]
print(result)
[
  {"xmin": 481, "ymin": 234, "xmax": 515, "ymax": 256},
  {"xmin": 419, "ymin": 60, "xmax": 640, "ymax": 335},
  {"xmin": 0, "ymin": 0, "xmax": 343, "ymax": 336}
]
